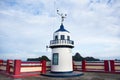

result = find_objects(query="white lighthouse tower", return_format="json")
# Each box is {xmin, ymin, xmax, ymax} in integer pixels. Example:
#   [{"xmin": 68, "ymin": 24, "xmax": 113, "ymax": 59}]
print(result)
[
  {"xmin": 43, "ymin": 10, "xmax": 83, "ymax": 77},
  {"xmin": 49, "ymin": 10, "xmax": 74, "ymax": 73}
]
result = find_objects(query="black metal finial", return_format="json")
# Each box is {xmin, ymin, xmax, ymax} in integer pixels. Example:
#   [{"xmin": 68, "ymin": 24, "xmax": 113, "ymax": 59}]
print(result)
[{"xmin": 57, "ymin": 9, "xmax": 67, "ymax": 24}]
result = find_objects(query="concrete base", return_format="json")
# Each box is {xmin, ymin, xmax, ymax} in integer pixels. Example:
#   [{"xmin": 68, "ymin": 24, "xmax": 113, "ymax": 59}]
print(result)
[{"xmin": 42, "ymin": 71, "xmax": 84, "ymax": 78}]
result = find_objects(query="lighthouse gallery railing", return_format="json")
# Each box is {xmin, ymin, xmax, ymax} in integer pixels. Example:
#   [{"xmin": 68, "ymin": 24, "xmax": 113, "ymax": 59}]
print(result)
[{"xmin": 50, "ymin": 39, "xmax": 74, "ymax": 45}]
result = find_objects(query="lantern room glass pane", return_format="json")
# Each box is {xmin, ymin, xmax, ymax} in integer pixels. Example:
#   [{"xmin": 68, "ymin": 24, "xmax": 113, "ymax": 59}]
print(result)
[
  {"xmin": 55, "ymin": 35, "xmax": 58, "ymax": 40},
  {"xmin": 61, "ymin": 35, "xmax": 65, "ymax": 40},
  {"xmin": 67, "ymin": 36, "xmax": 70, "ymax": 40}
]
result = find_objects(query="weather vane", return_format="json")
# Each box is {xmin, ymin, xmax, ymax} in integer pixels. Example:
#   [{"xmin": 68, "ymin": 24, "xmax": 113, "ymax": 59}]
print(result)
[{"xmin": 57, "ymin": 9, "xmax": 67, "ymax": 24}]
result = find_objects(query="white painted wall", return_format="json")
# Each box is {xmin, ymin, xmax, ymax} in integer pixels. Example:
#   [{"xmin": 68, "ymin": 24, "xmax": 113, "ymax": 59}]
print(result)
[{"xmin": 51, "ymin": 48, "xmax": 73, "ymax": 72}]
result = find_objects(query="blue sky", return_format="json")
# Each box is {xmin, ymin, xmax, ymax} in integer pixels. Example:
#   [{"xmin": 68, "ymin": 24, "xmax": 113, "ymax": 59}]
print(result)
[{"xmin": 0, "ymin": 0, "xmax": 120, "ymax": 60}]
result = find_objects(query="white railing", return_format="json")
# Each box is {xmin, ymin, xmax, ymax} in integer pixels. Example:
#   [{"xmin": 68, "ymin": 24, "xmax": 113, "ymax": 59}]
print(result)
[{"xmin": 50, "ymin": 39, "xmax": 74, "ymax": 46}]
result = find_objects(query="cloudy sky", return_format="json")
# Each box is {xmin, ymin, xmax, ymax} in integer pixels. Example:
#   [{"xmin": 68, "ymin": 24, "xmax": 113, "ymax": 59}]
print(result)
[{"xmin": 0, "ymin": 0, "xmax": 120, "ymax": 60}]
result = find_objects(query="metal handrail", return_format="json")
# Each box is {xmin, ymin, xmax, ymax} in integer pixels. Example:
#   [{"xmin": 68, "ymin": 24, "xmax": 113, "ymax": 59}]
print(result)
[{"xmin": 50, "ymin": 39, "xmax": 74, "ymax": 45}]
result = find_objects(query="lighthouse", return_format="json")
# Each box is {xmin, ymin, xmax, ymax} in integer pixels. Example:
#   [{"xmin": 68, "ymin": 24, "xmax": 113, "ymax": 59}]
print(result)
[
  {"xmin": 43, "ymin": 10, "xmax": 83, "ymax": 77},
  {"xmin": 49, "ymin": 10, "xmax": 74, "ymax": 73}
]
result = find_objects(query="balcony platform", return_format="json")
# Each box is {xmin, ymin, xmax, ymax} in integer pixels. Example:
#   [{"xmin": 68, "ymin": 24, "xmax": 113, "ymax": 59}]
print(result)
[{"xmin": 50, "ymin": 39, "xmax": 74, "ymax": 48}]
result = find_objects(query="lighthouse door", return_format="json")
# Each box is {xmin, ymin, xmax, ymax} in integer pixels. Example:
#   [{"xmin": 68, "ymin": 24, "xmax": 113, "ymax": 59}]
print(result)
[{"xmin": 52, "ymin": 53, "xmax": 59, "ymax": 65}]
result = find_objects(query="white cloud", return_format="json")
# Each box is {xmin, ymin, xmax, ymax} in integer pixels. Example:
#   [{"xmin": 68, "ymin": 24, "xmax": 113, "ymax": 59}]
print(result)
[{"xmin": 0, "ymin": 0, "xmax": 120, "ymax": 60}]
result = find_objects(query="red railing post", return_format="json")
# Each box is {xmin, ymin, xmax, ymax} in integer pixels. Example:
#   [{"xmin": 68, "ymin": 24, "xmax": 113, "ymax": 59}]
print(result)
[
  {"xmin": 110, "ymin": 60, "xmax": 115, "ymax": 72},
  {"xmin": 0, "ymin": 59, "xmax": 3, "ymax": 63},
  {"xmin": 13, "ymin": 60, "xmax": 21, "ymax": 76},
  {"xmin": 82, "ymin": 60, "xmax": 86, "ymax": 72},
  {"xmin": 0, "ymin": 60, "xmax": 3, "ymax": 70},
  {"xmin": 104, "ymin": 60, "xmax": 109, "ymax": 72},
  {"xmin": 41, "ymin": 60, "xmax": 46, "ymax": 74},
  {"xmin": 6, "ymin": 59, "xmax": 13, "ymax": 74},
  {"xmin": 0, "ymin": 59, "xmax": 3, "ymax": 65}
]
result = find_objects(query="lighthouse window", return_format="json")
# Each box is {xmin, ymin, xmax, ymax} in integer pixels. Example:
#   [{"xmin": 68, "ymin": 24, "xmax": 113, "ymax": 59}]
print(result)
[
  {"xmin": 55, "ymin": 35, "xmax": 58, "ymax": 40},
  {"xmin": 61, "ymin": 35, "xmax": 65, "ymax": 40},
  {"xmin": 52, "ymin": 53, "xmax": 59, "ymax": 65},
  {"xmin": 67, "ymin": 36, "xmax": 70, "ymax": 40}
]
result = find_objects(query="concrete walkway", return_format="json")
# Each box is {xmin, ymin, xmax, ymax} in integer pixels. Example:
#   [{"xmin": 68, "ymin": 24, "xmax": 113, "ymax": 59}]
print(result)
[{"xmin": 0, "ymin": 72, "xmax": 120, "ymax": 80}]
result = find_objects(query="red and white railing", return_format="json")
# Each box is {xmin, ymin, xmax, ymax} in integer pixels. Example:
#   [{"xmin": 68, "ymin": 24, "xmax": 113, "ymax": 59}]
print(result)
[
  {"xmin": 73, "ymin": 60, "xmax": 120, "ymax": 73},
  {"xmin": 0, "ymin": 59, "xmax": 120, "ymax": 79},
  {"xmin": 0, "ymin": 59, "xmax": 46, "ymax": 78}
]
